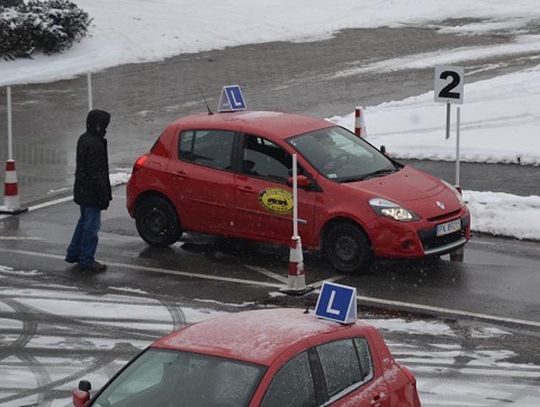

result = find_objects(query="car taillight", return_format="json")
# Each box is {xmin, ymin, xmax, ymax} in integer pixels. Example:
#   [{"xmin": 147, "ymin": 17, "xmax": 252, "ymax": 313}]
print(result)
[{"xmin": 133, "ymin": 154, "xmax": 149, "ymax": 173}]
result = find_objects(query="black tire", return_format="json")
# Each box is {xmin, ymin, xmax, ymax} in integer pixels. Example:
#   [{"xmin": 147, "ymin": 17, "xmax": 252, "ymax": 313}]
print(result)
[
  {"xmin": 135, "ymin": 196, "xmax": 181, "ymax": 247},
  {"xmin": 324, "ymin": 222, "xmax": 372, "ymax": 273}
]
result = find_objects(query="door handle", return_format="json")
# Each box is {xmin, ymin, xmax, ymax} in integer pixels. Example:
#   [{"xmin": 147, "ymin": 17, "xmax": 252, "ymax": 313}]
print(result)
[
  {"xmin": 370, "ymin": 392, "xmax": 386, "ymax": 406},
  {"xmin": 237, "ymin": 185, "xmax": 254, "ymax": 193},
  {"xmin": 174, "ymin": 170, "xmax": 187, "ymax": 178}
]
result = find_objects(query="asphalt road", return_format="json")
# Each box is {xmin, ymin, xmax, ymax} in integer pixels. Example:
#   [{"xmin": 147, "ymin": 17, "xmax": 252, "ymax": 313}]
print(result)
[{"xmin": 1, "ymin": 186, "xmax": 539, "ymax": 335}]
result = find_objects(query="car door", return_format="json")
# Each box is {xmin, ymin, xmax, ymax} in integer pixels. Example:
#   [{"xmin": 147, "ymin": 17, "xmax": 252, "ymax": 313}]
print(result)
[
  {"xmin": 314, "ymin": 338, "xmax": 391, "ymax": 407},
  {"xmin": 258, "ymin": 351, "xmax": 318, "ymax": 407},
  {"xmin": 167, "ymin": 129, "xmax": 238, "ymax": 233},
  {"xmin": 234, "ymin": 133, "xmax": 317, "ymax": 244}
]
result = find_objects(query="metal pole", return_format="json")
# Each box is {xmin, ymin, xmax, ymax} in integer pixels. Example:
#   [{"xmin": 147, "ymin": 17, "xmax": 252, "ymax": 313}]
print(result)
[
  {"xmin": 7, "ymin": 86, "xmax": 13, "ymax": 161},
  {"xmin": 445, "ymin": 102, "xmax": 450, "ymax": 140},
  {"xmin": 455, "ymin": 107, "xmax": 461, "ymax": 186},
  {"xmin": 87, "ymin": 72, "xmax": 93, "ymax": 111},
  {"xmin": 292, "ymin": 153, "xmax": 298, "ymax": 238}
]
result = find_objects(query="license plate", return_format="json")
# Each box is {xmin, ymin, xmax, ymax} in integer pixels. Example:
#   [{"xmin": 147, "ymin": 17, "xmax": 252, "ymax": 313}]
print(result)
[{"xmin": 436, "ymin": 219, "xmax": 461, "ymax": 237}]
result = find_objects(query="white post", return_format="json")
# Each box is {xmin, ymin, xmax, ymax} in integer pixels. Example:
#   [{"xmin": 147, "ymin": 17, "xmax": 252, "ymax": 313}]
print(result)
[
  {"xmin": 292, "ymin": 153, "xmax": 298, "ymax": 238},
  {"xmin": 445, "ymin": 102, "xmax": 451, "ymax": 140},
  {"xmin": 7, "ymin": 86, "xmax": 13, "ymax": 161},
  {"xmin": 455, "ymin": 107, "xmax": 461, "ymax": 186},
  {"xmin": 87, "ymin": 72, "xmax": 93, "ymax": 111}
]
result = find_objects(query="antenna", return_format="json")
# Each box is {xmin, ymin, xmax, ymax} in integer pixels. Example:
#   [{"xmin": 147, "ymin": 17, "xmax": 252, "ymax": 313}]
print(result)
[{"xmin": 198, "ymin": 86, "xmax": 213, "ymax": 115}]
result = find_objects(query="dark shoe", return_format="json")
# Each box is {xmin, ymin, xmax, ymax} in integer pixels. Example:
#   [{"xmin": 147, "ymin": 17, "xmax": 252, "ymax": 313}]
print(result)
[
  {"xmin": 79, "ymin": 261, "xmax": 107, "ymax": 272},
  {"xmin": 65, "ymin": 256, "xmax": 78, "ymax": 264}
]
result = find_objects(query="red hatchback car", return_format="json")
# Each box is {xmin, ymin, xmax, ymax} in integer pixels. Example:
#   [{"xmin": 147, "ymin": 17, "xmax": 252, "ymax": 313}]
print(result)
[
  {"xmin": 126, "ymin": 111, "xmax": 470, "ymax": 272},
  {"xmin": 73, "ymin": 308, "xmax": 420, "ymax": 407}
]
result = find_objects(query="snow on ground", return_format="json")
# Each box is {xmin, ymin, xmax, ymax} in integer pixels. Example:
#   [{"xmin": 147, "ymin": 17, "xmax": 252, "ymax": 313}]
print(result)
[
  {"xmin": 331, "ymin": 65, "xmax": 540, "ymax": 166},
  {"xmin": 1, "ymin": 1, "xmax": 540, "ymax": 86}
]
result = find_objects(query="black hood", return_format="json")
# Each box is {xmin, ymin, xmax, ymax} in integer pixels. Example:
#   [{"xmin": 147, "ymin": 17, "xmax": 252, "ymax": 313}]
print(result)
[{"xmin": 86, "ymin": 109, "xmax": 111, "ymax": 137}]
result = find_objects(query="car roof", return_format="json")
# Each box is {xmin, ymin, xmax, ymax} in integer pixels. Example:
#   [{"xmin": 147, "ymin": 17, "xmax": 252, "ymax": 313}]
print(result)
[
  {"xmin": 170, "ymin": 111, "xmax": 335, "ymax": 140},
  {"xmin": 152, "ymin": 308, "xmax": 372, "ymax": 366}
]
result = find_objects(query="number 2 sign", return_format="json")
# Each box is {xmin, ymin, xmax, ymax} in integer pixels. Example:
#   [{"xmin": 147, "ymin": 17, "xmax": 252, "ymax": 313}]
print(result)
[{"xmin": 434, "ymin": 65, "xmax": 464, "ymax": 104}]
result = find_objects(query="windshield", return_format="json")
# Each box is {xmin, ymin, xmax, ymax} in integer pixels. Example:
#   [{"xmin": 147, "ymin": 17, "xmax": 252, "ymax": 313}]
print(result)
[
  {"xmin": 92, "ymin": 348, "xmax": 265, "ymax": 407},
  {"xmin": 289, "ymin": 126, "xmax": 399, "ymax": 182}
]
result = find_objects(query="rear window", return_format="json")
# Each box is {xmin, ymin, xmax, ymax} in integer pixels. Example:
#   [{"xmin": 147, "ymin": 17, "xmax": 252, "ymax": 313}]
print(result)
[{"xmin": 179, "ymin": 130, "xmax": 235, "ymax": 171}]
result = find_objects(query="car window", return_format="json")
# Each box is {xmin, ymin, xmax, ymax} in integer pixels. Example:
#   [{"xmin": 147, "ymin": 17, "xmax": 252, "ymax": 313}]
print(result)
[
  {"xmin": 242, "ymin": 134, "xmax": 293, "ymax": 182},
  {"xmin": 179, "ymin": 129, "xmax": 235, "ymax": 171},
  {"xmin": 354, "ymin": 337, "xmax": 374, "ymax": 381},
  {"xmin": 92, "ymin": 349, "xmax": 265, "ymax": 407},
  {"xmin": 261, "ymin": 351, "xmax": 317, "ymax": 407},
  {"xmin": 316, "ymin": 339, "xmax": 364, "ymax": 398}
]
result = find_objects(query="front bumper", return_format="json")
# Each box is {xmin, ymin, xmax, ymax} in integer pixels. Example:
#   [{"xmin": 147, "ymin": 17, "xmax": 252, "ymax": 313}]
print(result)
[{"xmin": 367, "ymin": 207, "xmax": 470, "ymax": 258}]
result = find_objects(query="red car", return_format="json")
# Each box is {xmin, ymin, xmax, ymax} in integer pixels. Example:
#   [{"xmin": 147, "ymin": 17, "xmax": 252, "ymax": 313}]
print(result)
[
  {"xmin": 126, "ymin": 111, "xmax": 470, "ymax": 272},
  {"xmin": 73, "ymin": 308, "xmax": 420, "ymax": 406}
]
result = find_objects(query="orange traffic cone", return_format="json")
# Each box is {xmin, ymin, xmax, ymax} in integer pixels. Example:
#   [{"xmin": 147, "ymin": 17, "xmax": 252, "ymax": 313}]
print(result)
[{"xmin": 0, "ymin": 160, "xmax": 27, "ymax": 214}]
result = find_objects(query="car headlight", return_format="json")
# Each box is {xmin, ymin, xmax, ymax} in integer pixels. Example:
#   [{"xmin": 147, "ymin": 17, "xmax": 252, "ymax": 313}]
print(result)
[
  {"xmin": 369, "ymin": 198, "xmax": 419, "ymax": 221},
  {"xmin": 441, "ymin": 180, "xmax": 465, "ymax": 206}
]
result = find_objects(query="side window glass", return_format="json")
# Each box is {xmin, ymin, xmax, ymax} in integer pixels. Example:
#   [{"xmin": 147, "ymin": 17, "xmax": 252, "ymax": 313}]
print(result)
[
  {"xmin": 179, "ymin": 130, "xmax": 195, "ymax": 161},
  {"xmin": 354, "ymin": 337, "xmax": 374, "ymax": 380},
  {"xmin": 242, "ymin": 134, "xmax": 293, "ymax": 182},
  {"xmin": 261, "ymin": 352, "xmax": 316, "ymax": 407},
  {"xmin": 317, "ymin": 339, "xmax": 362, "ymax": 398},
  {"xmin": 179, "ymin": 130, "xmax": 235, "ymax": 170}
]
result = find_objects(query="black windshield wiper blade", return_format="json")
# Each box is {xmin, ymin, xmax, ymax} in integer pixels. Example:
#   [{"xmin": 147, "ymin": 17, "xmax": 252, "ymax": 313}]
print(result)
[{"xmin": 358, "ymin": 168, "xmax": 398, "ymax": 181}]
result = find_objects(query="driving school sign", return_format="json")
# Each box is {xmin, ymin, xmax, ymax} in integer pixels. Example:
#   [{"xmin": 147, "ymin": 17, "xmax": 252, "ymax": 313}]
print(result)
[{"xmin": 258, "ymin": 188, "xmax": 293, "ymax": 215}]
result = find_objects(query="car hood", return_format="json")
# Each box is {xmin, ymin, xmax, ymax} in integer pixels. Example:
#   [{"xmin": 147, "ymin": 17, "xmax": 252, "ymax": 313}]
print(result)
[{"xmin": 342, "ymin": 165, "xmax": 463, "ymax": 217}]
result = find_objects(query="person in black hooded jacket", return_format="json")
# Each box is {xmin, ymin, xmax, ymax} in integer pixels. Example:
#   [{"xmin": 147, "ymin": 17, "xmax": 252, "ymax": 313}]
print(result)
[{"xmin": 65, "ymin": 109, "xmax": 112, "ymax": 272}]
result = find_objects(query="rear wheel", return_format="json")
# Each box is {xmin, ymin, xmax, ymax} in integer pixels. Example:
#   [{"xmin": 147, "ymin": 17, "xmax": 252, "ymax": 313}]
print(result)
[
  {"xmin": 135, "ymin": 196, "xmax": 181, "ymax": 247},
  {"xmin": 324, "ymin": 222, "xmax": 372, "ymax": 273}
]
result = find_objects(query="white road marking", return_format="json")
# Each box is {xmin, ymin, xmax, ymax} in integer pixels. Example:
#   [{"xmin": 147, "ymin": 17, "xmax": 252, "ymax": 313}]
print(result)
[
  {"xmin": 311, "ymin": 275, "xmax": 345, "ymax": 288},
  {"xmin": 0, "ymin": 196, "xmax": 73, "ymax": 221},
  {"xmin": 244, "ymin": 265, "xmax": 288, "ymax": 283},
  {"xmin": 0, "ymin": 237, "xmax": 42, "ymax": 240},
  {"xmin": 1, "ymin": 246, "xmax": 540, "ymax": 329},
  {"xmin": 353, "ymin": 293, "xmax": 540, "ymax": 329},
  {"xmin": 0, "ymin": 248, "xmax": 283, "ymax": 289}
]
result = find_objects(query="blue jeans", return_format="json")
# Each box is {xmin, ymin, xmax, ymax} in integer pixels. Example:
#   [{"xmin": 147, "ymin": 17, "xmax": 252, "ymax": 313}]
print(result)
[{"xmin": 66, "ymin": 206, "xmax": 101, "ymax": 268}]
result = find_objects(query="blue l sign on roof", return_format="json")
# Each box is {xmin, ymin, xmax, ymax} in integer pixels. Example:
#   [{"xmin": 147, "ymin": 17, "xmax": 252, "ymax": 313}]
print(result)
[
  {"xmin": 315, "ymin": 282, "xmax": 357, "ymax": 324},
  {"xmin": 218, "ymin": 85, "xmax": 247, "ymax": 112}
]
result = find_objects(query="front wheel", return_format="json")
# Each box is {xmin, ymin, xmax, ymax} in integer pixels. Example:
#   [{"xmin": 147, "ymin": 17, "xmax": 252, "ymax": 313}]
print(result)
[
  {"xmin": 135, "ymin": 196, "xmax": 181, "ymax": 247},
  {"xmin": 324, "ymin": 222, "xmax": 372, "ymax": 273}
]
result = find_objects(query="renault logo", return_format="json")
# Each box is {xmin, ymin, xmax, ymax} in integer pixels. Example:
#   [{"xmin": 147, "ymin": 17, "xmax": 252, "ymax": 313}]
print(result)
[{"xmin": 436, "ymin": 201, "xmax": 446, "ymax": 210}]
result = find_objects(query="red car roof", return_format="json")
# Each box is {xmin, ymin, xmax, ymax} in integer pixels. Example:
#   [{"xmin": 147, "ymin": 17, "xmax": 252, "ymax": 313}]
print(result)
[
  {"xmin": 170, "ymin": 111, "xmax": 335, "ymax": 140},
  {"xmin": 152, "ymin": 308, "xmax": 371, "ymax": 366}
]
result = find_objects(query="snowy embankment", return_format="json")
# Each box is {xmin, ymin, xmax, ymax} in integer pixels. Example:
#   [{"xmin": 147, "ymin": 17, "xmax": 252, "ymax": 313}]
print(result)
[
  {"xmin": 330, "ymin": 65, "xmax": 540, "ymax": 166},
  {"xmin": 2, "ymin": 0, "xmax": 540, "ymax": 86}
]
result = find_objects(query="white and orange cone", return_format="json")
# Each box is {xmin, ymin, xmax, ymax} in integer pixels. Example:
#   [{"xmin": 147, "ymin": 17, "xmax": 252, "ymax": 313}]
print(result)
[
  {"xmin": 280, "ymin": 235, "xmax": 312, "ymax": 295},
  {"xmin": 0, "ymin": 160, "xmax": 27, "ymax": 214},
  {"xmin": 354, "ymin": 106, "xmax": 367, "ymax": 138}
]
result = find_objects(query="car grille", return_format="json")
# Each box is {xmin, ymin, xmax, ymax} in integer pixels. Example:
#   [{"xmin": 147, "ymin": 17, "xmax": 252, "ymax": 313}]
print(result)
[
  {"xmin": 418, "ymin": 215, "xmax": 470, "ymax": 252},
  {"xmin": 427, "ymin": 209, "xmax": 461, "ymax": 223}
]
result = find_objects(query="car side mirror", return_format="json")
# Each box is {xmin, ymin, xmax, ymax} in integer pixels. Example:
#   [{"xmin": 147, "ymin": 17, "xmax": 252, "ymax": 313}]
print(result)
[
  {"xmin": 73, "ymin": 380, "xmax": 91, "ymax": 407},
  {"xmin": 380, "ymin": 145, "xmax": 386, "ymax": 155},
  {"xmin": 287, "ymin": 175, "xmax": 311, "ymax": 188}
]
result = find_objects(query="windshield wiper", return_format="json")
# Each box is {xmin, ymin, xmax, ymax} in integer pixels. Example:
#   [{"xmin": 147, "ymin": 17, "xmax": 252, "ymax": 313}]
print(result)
[{"xmin": 341, "ymin": 168, "xmax": 398, "ymax": 183}]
